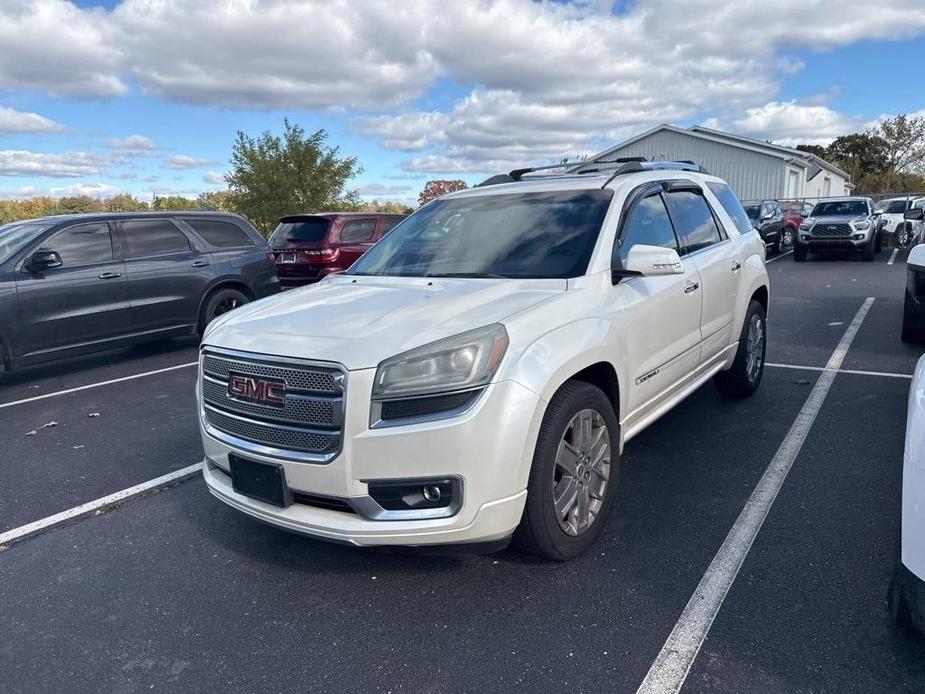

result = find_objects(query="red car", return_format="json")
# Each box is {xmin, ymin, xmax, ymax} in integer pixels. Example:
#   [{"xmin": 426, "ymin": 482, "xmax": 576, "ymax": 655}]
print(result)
[{"xmin": 268, "ymin": 212, "xmax": 405, "ymax": 289}]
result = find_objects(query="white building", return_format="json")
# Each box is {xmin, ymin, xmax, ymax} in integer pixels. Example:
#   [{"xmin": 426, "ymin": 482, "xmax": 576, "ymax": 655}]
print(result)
[{"xmin": 575, "ymin": 124, "xmax": 853, "ymax": 201}]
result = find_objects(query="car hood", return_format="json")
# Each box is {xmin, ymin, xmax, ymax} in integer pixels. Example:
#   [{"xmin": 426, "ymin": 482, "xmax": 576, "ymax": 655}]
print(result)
[
  {"xmin": 203, "ymin": 274, "xmax": 565, "ymax": 370},
  {"xmin": 806, "ymin": 215, "xmax": 868, "ymax": 224}
]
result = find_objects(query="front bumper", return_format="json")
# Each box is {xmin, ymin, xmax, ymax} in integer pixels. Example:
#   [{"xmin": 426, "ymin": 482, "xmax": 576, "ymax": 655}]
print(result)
[{"xmin": 200, "ymin": 374, "xmax": 542, "ymax": 547}]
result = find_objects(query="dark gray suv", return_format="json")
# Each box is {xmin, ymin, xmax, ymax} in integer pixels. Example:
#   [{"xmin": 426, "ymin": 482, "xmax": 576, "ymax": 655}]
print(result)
[{"xmin": 0, "ymin": 212, "xmax": 278, "ymax": 371}]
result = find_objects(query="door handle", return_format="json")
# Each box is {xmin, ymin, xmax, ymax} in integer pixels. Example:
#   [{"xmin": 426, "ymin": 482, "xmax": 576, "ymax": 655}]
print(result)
[
  {"xmin": 731, "ymin": 260, "xmax": 742, "ymax": 272},
  {"xmin": 97, "ymin": 272, "xmax": 121, "ymax": 280},
  {"xmin": 683, "ymin": 280, "xmax": 700, "ymax": 294},
  {"xmin": 191, "ymin": 260, "xmax": 210, "ymax": 268}
]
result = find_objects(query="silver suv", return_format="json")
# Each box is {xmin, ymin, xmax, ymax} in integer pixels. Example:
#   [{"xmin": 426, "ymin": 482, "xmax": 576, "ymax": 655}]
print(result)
[{"xmin": 795, "ymin": 196, "xmax": 883, "ymax": 262}]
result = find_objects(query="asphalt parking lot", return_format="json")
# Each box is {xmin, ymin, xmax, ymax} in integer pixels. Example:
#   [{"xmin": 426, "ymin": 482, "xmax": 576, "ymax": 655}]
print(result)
[{"xmin": 2, "ymin": 248, "xmax": 924, "ymax": 693}]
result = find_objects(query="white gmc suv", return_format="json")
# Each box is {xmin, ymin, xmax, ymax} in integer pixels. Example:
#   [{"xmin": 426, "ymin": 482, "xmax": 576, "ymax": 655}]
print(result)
[{"xmin": 198, "ymin": 162, "xmax": 770, "ymax": 560}]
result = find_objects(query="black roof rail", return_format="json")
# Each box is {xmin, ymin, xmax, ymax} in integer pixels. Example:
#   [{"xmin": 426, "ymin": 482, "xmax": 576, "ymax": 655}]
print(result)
[{"xmin": 600, "ymin": 160, "xmax": 709, "ymax": 189}]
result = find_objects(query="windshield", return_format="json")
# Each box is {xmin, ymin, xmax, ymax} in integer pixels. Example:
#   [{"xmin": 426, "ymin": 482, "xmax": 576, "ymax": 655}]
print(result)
[
  {"xmin": 811, "ymin": 200, "xmax": 868, "ymax": 217},
  {"xmin": 269, "ymin": 217, "xmax": 331, "ymax": 246},
  {"xmin": 0, "ymin": 222, "xmax": 50, "ymax": 265},
  {"xmin": 743, "ymin": 204, "xmax": 760, "ymax": 220},
  {"xmin": 347, "ymin": 189, "xmax": 613, "ymax": 279},
  {"xmin": 880, "ymin": 200, "xmax": 908, "ymax": 214}
]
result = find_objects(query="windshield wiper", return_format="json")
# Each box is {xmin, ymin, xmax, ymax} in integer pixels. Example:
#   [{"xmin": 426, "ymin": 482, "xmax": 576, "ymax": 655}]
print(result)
[{"xmin": 425, "ymin": 272, "xmax": 506, "ymax": 279}]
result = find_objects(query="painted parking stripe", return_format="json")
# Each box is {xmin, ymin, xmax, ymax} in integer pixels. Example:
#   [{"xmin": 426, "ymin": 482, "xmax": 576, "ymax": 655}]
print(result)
[
  {"xmin": 0, "ymin": 361, "xmax": 198, "ymax": 410},
  {"xmin": 766, "ymin": 362, "xmax": 912, "ymax": 380},
  {"xmin": 765, "ymin": 250, "xmax": 792, "ymax": 263},
  {"xmin": 0, "ymin": 462, "xmax": 201, "ymax": 546},
  {"xmin": 636, "ymin": 297, "xmax": 875, "ymax": 694},
  {"xmin": 888, "ymin": 249, "xmax": 899, "ymax": 265}
]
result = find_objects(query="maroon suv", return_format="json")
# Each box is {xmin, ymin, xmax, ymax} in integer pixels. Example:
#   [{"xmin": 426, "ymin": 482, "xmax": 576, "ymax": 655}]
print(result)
[{"xmin": 268, "ymin": 213, "xmax": 405, "ymax": 288}]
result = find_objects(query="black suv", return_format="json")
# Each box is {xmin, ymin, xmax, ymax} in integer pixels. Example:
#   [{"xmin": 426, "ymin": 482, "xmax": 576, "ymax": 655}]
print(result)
[
  {"xmin": 0, "ymin": 212, "xmax": 278, "ymax": 371},
  {"xmin": 741, "ymin": 199, "xmax": 789, "ymax": 254}
]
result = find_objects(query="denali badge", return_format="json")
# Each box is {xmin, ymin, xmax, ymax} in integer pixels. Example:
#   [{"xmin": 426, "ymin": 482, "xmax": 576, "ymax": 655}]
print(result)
[{"xmin": 227, "ymin": 372, "xmax": 286, "ymax": 406}]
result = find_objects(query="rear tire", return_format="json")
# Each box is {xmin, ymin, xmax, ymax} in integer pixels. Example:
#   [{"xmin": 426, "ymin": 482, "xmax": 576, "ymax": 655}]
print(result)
[
  {"xmin": 198, "ymin": 287, "xmax": 250, "ymax": 335},
  {"xmin": 514, "ymin": 381, "xmax": 620, "ymax": 561},
  {"xmin": 713, "ymin": 300, "xmax": 766, "ymax": 399},
  {"xmin": 793, "ymin": 243, "xmax": 807, "ymax": 262}
]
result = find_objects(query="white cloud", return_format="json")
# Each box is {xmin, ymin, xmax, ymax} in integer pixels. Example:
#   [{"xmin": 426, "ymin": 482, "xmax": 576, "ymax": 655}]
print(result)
[
  {"xmin": 203, "ymin": 171, "xmax": 225, "ymax": 184},
  {"xmin": 0, "ymin": 150, "xmax": 116, "ymax": 177},
  {"xmin": 0, "ymin": 0, "xmax": 125, "ymax": 98},
  {"xmin": 49, "ymin": 181, "xmax": 121, "ymax": 198},
  {"xmin": 109, "ymin": 134, "xmax": 157, "ymax": 154},
  {"xmin": 166, "ymin": 154, "xmax": 217, "ymax": 169},
  {"xmin": 1, "ymin": 0, "xmax": 925, "ymax": 174},
  {"xmin": 712, "ymin": 100, "xmax": 864, "ymax": 147},
  {"xmin": 0, "ymin": 106, "xmax": 63, "ymax": 135},
  {"xmin": 0, "ymin": 185, "xmax": 37, "ymax": 199}
]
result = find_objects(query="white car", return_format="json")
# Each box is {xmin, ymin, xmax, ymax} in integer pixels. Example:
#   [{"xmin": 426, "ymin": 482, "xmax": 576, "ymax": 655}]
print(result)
[
  {"xmin": 890, "ymin": 354, "xmax": 925, "ymax": 634},
  {"xmin": 877, "ymin": 196, "xmax": 925, "ymax": 247},
  {"xmin": 198, "ymin": 161, "xmax": 770, "ymax": 560}
]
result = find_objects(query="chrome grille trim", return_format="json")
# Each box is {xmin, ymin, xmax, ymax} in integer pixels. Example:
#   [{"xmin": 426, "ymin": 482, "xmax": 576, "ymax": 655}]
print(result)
[{"xmin": 199, "ymin": 347, "xmax": 346, "ymax": 463}]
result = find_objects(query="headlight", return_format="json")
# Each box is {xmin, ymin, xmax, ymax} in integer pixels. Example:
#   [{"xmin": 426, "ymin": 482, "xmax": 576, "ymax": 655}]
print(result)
[
  {"xmin": 372, "ymin": 324, "xmax": 509, "ymax": 400},
  {"xmin": 800, "ymin": 219, "xmax": 815, "ymax": 230},
  {"xmin": 853, "ymin": 220, "xmax": 871, "ymax": 230}
]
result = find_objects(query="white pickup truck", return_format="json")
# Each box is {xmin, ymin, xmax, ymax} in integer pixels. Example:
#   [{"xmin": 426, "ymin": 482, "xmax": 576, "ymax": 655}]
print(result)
[{"xmin": 197, "ymin": 161, "xmax": 770, "ymax": 560}]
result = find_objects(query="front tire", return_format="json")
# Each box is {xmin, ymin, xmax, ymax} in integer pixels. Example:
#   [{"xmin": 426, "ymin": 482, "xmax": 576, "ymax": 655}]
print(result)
[
  {"xmin": 862, "ymin": 239, "xmax": 875, "ymax": 262},
  {"xmin": 780, "ymin": 227, "xmax": 795, "ymax": 250},
  {"xmin": 713, "ymin": 300, "xmax": 766, "ymax": 399},
  {"xmin": 514, "ymin": 381, "xmax": 620, "ymax": 561},
  {"xmin": 794, "ymin": 243, "xmax": 807, "ymax": 262}
]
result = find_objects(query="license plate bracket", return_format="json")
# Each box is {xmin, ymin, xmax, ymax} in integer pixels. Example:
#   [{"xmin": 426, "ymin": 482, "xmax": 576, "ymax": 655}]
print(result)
[{"xmin": 229, "ymin": 454, "xmax": 292, "ymax": 508}]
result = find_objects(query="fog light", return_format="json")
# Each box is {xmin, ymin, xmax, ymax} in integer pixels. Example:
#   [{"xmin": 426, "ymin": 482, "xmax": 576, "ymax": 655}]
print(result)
[
  {"xmin": 368, "ymin": 478, "xmax": 456, "ymax": 511},
  {"xmin": 852, "ymin": 233, "xmax": 865, "ymax": 240},
  {"xmin": 801, "ymin": 234, "xmax": 811, "ymax": 241}
]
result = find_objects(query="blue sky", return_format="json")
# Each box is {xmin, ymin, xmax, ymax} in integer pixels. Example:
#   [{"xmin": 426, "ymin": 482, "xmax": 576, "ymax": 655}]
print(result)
[{"xmin": 1, "ymin": 1, "xmax": 924, "ymax": 206}]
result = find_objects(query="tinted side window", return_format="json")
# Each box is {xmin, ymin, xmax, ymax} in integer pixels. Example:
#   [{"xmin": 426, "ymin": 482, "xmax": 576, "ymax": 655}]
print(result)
[
  {"xmin": 381, "ymin": 218, "xmax": 403, "ymax": 234},
  {"xmin": 183, "ymin": 219, "xmax": 254, "ymax": 248},
  {"xmin": 340, "ymin": 220, "xmax": 376, "ymax": 243},
  {"xmin": 619, "ymin": 194, "xmax": 678, "ymax": 260},
  {"xmin": 46, "ymin": 223, "xmax": 114, "ymax": 266},
  {"xmin": 123, "ymin": 220, "xmax": 191, "ymax": 258},
  {"xmin": 706, "ymin": 182, "xmax": 752, "ymax": 236},
  {"xmin": 666, "ymin": 191, "xmax": 723, "ymax": 254}
]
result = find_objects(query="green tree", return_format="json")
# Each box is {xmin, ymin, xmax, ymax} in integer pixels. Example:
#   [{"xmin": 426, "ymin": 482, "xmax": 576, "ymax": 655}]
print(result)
[
  {"xmin": 196, "ymin": 189, "xmax": 236, "ymax": 212},
  {"xmin": 869, "ymin": 114, "xmax": 925, "ymax": 173},
  {"xmin": 55, "ymin": 196, "xmax": 97, "ymax": 214},
  {"xmin": 824, "ymin": 133, "xmax": 890, "ymax": 180},
  {"xmin": 152, "ymin": 195, "xmax": 198, "ymax": 211},
  {"xmin": 795, "ymin": 144, "xmax": 828, "ymax": 158},
  {"xmin": 101, "ymin": 193, "xmax": 149, "ymax": 212},
  {"xmin": 226, "ymin": 120, "xmax": 362, "ymax": 234}
]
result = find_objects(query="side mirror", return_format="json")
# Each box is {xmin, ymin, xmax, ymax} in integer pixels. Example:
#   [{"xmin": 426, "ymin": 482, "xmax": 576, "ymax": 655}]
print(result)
[
  {"xmin": 25, "ymin": 250, "xmax": 62, "ymax": 273},
  {"xmin": 761, "ymin": 212, "xmax": 773, "ymax": 221},
  {"xmin": 873, "ymin": 208, "xmax": 884, "ymax": 215},
  {"xmin": 905, "ymin": 208, "xmax": 924, "ymax": 221},
  {"xmin": 616, "ymin": 244, "xmax": 685, "ymax": 280}
]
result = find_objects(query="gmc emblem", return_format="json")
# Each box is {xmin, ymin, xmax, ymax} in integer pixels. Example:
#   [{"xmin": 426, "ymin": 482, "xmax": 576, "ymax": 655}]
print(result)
[{"xmin": 227, "ymin": 372, "xmax": 286, "ymax": 406}]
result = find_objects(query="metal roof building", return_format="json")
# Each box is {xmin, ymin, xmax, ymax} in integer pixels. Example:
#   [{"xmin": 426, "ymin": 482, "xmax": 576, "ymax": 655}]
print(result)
[{"xmin": 574, "ymin": 124, "xmax": 853, "ymax": 201}]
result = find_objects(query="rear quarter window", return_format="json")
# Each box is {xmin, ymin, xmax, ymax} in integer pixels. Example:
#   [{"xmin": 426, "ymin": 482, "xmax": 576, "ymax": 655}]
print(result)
[
  {"xmin": 184, "ymin": 218, "xmax": 255, "ymax": 248},
  {"xmin": 706, "ymin": 182, "xmax": 753, "ymax": 236}
]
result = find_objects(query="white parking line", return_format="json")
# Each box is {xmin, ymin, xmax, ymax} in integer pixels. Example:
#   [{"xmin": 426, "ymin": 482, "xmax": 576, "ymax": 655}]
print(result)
[
  {"xmin": 0, "ymin": 361, "xmax": 198, "ymax": 410},
  {"xmin": 888, "ymin": 249, "xmax": 899, "ymax": 265},
  {"xmin": 766, "ymin": 362, "xmax": 912, "ymax": 380},
  {"xmin": 0, "ymin": 462, "xmax": 202, "ymax": 546},
  {"xmin": 636, "ymin": 296, "xmax": 875, "ymax": 694},
  {"xmin": 765, "ymin": 250, "xmax": 793, "ymax": 263}
]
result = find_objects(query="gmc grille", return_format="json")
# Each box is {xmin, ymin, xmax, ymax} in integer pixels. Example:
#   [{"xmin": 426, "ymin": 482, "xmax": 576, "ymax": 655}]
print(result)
[{"xmin": 200, "ymin": 349, "xmax": 345, "ymax": 462}]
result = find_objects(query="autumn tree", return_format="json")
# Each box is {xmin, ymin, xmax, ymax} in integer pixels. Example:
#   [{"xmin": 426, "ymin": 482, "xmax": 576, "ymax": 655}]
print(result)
[
  {"xmin": 152, "ymin": 195, "xmax": 198, "ymax": 210},
  {"xmin": 870, "ymin": 114, "xmax": 925, "ymax": 173},
  {"xmin": 226, "ymin": 120, "xmax": 362, "ymax": 234},
  {"xmin": 418, "ymin": 179, "xmax": 468, "ymax": 206},
  {"xmin": 197, "ymin": 190, "xmax": 237, "ymax": 212}
]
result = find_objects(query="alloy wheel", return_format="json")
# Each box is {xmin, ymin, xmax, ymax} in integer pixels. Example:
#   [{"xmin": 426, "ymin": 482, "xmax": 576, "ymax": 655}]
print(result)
[
  {"xmin": 553, "ymin": 409, "xmax": 612, "ymax": 536},
  {"xmin": 745, "ymin": 313, "xmax": 765, "ymax": 383}
]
